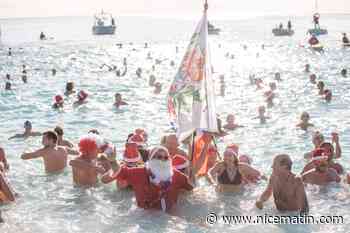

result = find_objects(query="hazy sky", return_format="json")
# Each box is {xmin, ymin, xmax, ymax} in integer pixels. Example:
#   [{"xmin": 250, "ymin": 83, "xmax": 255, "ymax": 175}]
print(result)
[{"xmin": 0, "ymin": 0, "xmax": 349, "ymax": 19}]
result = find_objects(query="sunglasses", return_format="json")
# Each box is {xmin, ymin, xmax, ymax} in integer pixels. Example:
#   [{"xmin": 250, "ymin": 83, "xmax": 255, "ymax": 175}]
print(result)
[{"xmin": 153, "ymin": 154, "xmax": 169, "ymax": 161}]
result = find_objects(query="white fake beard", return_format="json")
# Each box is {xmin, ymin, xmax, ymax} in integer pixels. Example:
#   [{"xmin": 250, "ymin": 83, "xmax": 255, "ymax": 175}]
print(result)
[{"xmin": 146, "ymin": 159, "xmax": 173, "ymax": 185}]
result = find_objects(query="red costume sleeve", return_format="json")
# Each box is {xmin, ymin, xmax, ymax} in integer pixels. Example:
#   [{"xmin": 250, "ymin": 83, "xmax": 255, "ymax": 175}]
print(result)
[{"xmin": 113, "ymin": 166, "xmax": 130, "ymax": 181}]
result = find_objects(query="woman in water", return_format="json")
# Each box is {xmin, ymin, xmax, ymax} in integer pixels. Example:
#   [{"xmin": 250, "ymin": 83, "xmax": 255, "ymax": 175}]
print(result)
[
  {"xmin": 296, "ymin": 112, "xmax": 314, "ymax": 130},
  {"xmin": 208, "ymin": 148, "xmax": 262, "ymax": 192}
]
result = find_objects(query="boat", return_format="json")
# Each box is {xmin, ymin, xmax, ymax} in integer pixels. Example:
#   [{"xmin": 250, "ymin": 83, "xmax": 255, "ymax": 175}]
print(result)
[
  {"xmin": 92, "ymin": 10, "xmax": 116, "ymax": 35},
  {"xmin": 343, "ymin": 43, "xmax": 350, "ymax": 48},
  {"xmin": 307, "ymin": 1, "xmax": 328, "ymax": 36},
  {"xmin": 208, "ymin": 22, "xmax": 220, "ymax": 35},
  {"xmin": 272, "ymin": 28, "xmax": 294, "ymax": 36}
]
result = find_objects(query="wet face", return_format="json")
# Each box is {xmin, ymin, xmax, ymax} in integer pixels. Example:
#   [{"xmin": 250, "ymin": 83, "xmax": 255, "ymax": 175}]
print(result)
[
  {"xmin": 272, "ymin": 155, "xmax": 292, "ymax": 175},
  {"xmin": 223, "ymin": 150, "xmax": 237, "ymax": 167},
  {"xmin": 301, "ymin": 112, "xmax": 310, "ymax": 122},
  {"xmin": 320, "ymin": 143, "xmax": 334, "ymax": 160},
  {"xmin": 226, "ymin": 114, "xmax": 235, "ymax": 124},
  {"xmin": 165, "ymin": 135, "xmax": 179, "ymax": 150}
]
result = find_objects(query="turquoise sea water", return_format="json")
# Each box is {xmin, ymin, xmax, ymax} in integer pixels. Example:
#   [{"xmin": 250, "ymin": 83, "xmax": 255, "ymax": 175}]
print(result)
[{"xmin": 0, "ymin": 15, "xmax": 350, "ymax": 232}]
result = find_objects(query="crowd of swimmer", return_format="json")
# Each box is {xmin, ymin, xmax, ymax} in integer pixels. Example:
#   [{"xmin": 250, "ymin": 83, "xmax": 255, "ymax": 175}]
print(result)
[{"xmin": 1, "ymin": 44, "xmax": 350, "ymax": 224}]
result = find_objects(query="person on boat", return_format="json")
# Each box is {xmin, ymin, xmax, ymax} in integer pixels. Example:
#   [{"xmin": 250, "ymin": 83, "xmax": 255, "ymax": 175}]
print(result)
[
  {"xmin": 274, "ymin": 72, "xmax": 282, "ymax": 81},
  {"xmin": 8, "ymin": 121, "xmax": 41, "ymax": 140},
  {"xmin": 136, "ymin": 67, "xmax": 142, "ymax": 77},
  {"xmin": 161, "ymin": 134, "xmax": 187, "ymax": 158},
  {"xmin": 22, "ymin": 65, "xmax": 27, "ymax": 83},
  {"xmin": 21, "ymin": 131, "xmax": 68, "ymax": 173},
  {"xmin": 40, "ymin": 32, "xmax": 46, "ymax": 40},
  {"xmin": 341, "ymin": 69, "xmax": 347, "ymax": 77},
  {"xmin": 74, "ymin": 90, "xmax": 88, "ymax": 106},
  {"xmin": 111, "ymin": 17, "xmax": 115, "ymax": 26},
  {"xmin": 52, "ymin": 95, "xmax": 64, "ymax": 109},
  {"xmin": 54, "ymin": 126, "xmax": 74, "ymax": 148},
  {"xmin": 305, "ymin": 64, "xmax": 310, "ymax": 73},
  {"xmin": 324, "ymin": 89, "xmax": 332, "ymax": 103},
  {"xmin": 287, "ymin": 20, "xmax": 292, "ymax": 31},
  {"xmin": 313, "ymin": 13, "xmax": 320, "ymax": 29},
  {"xmin": 69, "ymin": 134, "xmax": 108, "ymax": 186},
  {"xmin": 113, "ymin": 93, "xmax": 128, "ymax": 108},
  {"xmin": 256, "ymin": 154, "xmax": 309, "ymax": 214},
  {"xmin": 223, "ymin": 114, "xmax": 244, "ymax": 130},
  {"xmin": 317, "ymin": 81, "xmax": 325, "ymax": 95},
  {"xmin": 8, "ymin": 48, "xmax": 12, "ymax": 56},
  {"xmin": 279, "ymin": 23, "xmax": 283, "ymax": 30},
  {"xmin": 52, "ymin": 68, "xmax": 57, "ymax": 76},
  {"xmin": 296, "ymin": 112, "xmax": 314, "ymax": 130},
  {"xmin": 342, "ymin": 33, "xmax": 349, "ymax": 44},
  {"xmin": 302, "ymin": 148, "xmax": 341, "ymax": 185},
  {"xmin": 0, "ymin": 147, "xmax": 9, "ymax": 172},
  {"xmin": 308, "ymin": 34, "xmax": 319, "ymax": 46},
  {"xmin": 101, "ymin": 145, "xmax": 200, "ymax": 212},
  {"xmin": 309, "ymin": 74, "xmax": 317, "ymax": 84},
  {"xmin": 209, "ymin": 149, "xmax": 264, "ymax": 192},
  {"xmin": 65, "ymin": 82, "xmax": 75, "ymax": 96},
  {"xmin": 154, "ymin": 82, "xmax": 162, "ymax": 94}
]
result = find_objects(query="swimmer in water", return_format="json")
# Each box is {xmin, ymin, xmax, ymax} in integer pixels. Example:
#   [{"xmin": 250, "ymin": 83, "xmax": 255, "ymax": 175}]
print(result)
[
  {"xmin": 114, "ymin": 93, "xmax": 128, "ymax": 108},
  {"xmin": 296, "ymin": 112, "xmax": 314, "ymax": 130},
  {"xmin": 302, "ymin": 148, "xmax": 341, "ymax": 185},
  {"xmin": 309, "ymin": 74, "xmax": 317, "ymax": 84},
  {"xmin": 317, "ymin": 81, "xmax": 325, "ymax": 95},
  {"xmin": 54, "ymin": 126, "xmax": 74, "ymax": 148},
  {"xmin": 65, "ymin": 82, "xmax": 75, "ymax": 96},
  {"xmin": 274, "ymin": 72, "xmax": 282, "ymax": 81},
  {"xmin": 154, "ymin": 82, "xmax": 162, "ymax": 94},
  {"xmin": 256, "ymin": 154, "xmax": 309, "ymax": 214},
  {"xmin": 305, "ymin": 64, "xmax": 310, "ymax": 73},
  {"xmin": 341, "ymin": 69, "xmax": 347, "ymax": 77},
  {"xmin": 74, "ymin": 90, "xmax": 88, "ymax": 106},
  {"xmin": 149, "ymin": 74, "xmax": 156, "ymax": 86},
  {"xmin": 254, "ymin": 106, "xmax": 269, "ymax": 124},
  {"xmin": 223, "ymin": 114, "xmax": 244, "ymax": 130},
  {"xmin": 21, "ymin": 131, "xmax": 68, "ymax": 173},
  {"xmin": 324, "ymin": 89, "xmax": 332, "ymax": 103},
  {"xmin": 8, "ymin": 121, "xmax": 41, "ymax": 140},
  {"xmin": 52, "ymin": 95, "xmax": 64, "ymax": 109}
]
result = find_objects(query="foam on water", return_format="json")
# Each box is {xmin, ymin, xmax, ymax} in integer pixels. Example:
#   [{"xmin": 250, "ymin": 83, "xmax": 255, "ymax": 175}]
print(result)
[{"xmin": 0, "ymin": 15, "xmax": 350, "ymax": 232}]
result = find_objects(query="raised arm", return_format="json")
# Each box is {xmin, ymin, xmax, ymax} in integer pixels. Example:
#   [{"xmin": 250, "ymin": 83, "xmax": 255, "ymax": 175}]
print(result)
[
  {"xmin": 101, "ymin": 161, "xmax": 121, "ymax": 184},
  {"xmin": 8, "ymin": 134, "xmax": 23, "ymax": 140},
  {"xmin": 208, "ymin": 162, "xmax": 222, "ymax": 185},
  {"xmin": 333, "ymin": 134, "xmax": 342, "ymax": 159},
  {"xmin": 295, "ymin": 177, "xmax": 309, "ymax": 214},
  {"xmin": 21, "ymin": 149, "xmax": 44, "ymax": 160}
]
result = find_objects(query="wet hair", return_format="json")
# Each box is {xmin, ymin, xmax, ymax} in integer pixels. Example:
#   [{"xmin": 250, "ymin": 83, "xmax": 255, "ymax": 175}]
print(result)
[
  {"xmin": 54, "ymin": 126, "xmax": 64, "ymax": 136},
  {"xmin": 317, "ymin": 81, "xmax": 325, "ymax": 89},
  {"xmin": 279, "ymin": 157, "xmax": 292, "ymax": 171},
  {"xmin": 88, "ymin": 129, "xmax": 100, "ymax": 135},
  {"xmin": 43, "ymin": 131, "xmax": 58, "ymax": 144},
  {"xmin": 66, "ymin": 82, "xmax": 74, "ymax": 92}
]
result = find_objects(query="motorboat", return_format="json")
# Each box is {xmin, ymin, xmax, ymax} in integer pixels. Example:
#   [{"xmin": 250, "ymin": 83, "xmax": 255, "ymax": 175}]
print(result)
[{"xmin": 92, "ymin": 10, "xmax": 116, "ymax": 35}]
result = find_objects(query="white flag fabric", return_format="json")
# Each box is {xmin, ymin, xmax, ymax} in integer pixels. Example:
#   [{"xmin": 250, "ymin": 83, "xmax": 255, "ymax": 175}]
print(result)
[{"xmin": 167, "ymin": 10, "xmax": 218, "ymax": 139}]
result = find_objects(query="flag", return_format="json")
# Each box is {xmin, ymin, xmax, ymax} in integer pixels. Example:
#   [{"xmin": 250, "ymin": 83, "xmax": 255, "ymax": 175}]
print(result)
[{"xmin": 167, "ymin": 8, "xmax": 218, "ymax": 140}]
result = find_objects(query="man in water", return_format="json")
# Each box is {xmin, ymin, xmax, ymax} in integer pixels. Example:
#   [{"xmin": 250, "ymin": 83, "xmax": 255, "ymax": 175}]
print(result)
[
  {"xmin": 296, "ymin": 112, "xmax": 314, "ymax": 130},
  {"xmin": 302, "ymin": 149, "xmax": 340, "ymax": 185},
  {"xmin": 8, "ymin": 121, "xmax": 41, "ymax": 140},
  {"xmin": 102, "ymin": 145, "xmax": 200, "ymax": 212},
  {"xmin": 21, "ymin": 131, "xmax": 68, "ymax": 173},
  {"xmin": 341, "ymin": 69, "xmax": 347, "ymax": 77},
  {"xmin": 342, "ymin": 33, "xmax": 349, "ymax": 44},
  {"xmin": 54, "ymin": 126, "xmax": 74, "ymax": 148},
  {"xmin": 40, "ymin": 32, "xmax": 46, "ymax": 40},
  {"xmin": 113, "ymin": 93, "xmax": 128, "ymax": 108},
  {"xmin": 223, "ymin": 114, "xmax": 244, "ymax": 130},
  {"xmin": 161, "ymin": 134, "xmax": 187, "ymax": 158},
  {"xmin": 74, "ymin": 90, "xmax": 88, "ymax": 106},
  {"xmin": 287, "ymin": 20, "xmax": 292, "ymax": 31},
  {"xmin": 305, "ymin": 64, "xmax": 310, "ymax": 73},
  {"xmin": 69, "ymin": 134, "xmax": 111, "ymax": 186},
  {"xmin": 65, "ymin": 82, "xmax": 75, "ymax": 96},
  {"xmin": 52, "ymin": 95, "xmax": 64, "ymax": 109},
  {"xmin": 256, "ymin": 154, "xmax": 308, "ymax": 214}
]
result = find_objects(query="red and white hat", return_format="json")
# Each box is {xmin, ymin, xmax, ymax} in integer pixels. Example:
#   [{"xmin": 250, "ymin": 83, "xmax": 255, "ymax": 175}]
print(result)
[
  {"xmin": 123, "ymin": 142, "xmax": 141, "ymax": 163},
  {"xmin": 78, "ymin": 90, "xmax": 88, "ymax": 100},
  {"xmin": 54, "ymin": 95, "xmax": 64, "ymax": 104},
  {"xmin": 312, "ymin": 148, "xmax": 328, "ymax": 164},
  {"xmin": 172, "ymin": 154, "xmax": 190, "ymax": 170}
]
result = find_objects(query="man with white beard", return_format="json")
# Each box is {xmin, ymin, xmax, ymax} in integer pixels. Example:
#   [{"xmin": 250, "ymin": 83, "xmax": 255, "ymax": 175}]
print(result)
[{"xmin": 102, "ymin": 145, "xmax": 200, "ymax": 212}]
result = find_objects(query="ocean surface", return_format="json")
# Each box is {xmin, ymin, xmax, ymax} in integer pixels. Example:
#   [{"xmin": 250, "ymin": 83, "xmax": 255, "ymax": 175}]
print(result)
[{"xmin": 0, "ymin": 15, "xmax": 350, "ymax": 233}]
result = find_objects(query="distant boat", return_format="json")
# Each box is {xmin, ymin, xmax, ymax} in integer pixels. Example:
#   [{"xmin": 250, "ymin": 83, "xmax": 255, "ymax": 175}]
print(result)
[
  {"xmin": 92, "ymin": 10, "xmax": 116, "ymax": 35},
  {"xmin": 208, "ymin": 22, "xmax": 220, "ymax": 35},
  {"xmin": 307, "ymin": 1, "xmax": 328, "ymax": 36},
  {"xmin": 272, "ymin": 28, "xmax": 294, "ymax": 37}
]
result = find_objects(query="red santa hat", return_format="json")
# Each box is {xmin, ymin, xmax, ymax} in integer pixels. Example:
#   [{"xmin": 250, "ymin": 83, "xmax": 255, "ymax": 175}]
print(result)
[
  {"xmin": 78, "ymin": 134, "xmax": 101, "ymax": 159},
  {"xmin": 312, "ymin": 148, "xmax": 328, "ymax": 165},
  {"xmin": 54, "ymin": 95, "xmax": 64, "ymax": 104},
  {"xmin": 172, "ymin": 154, "xmax": 190, "ymax": 170},
  {"xmin": 123, "ymin": 142, "xmax": 141, "ymax": 163},
  {"xmin": 78, "ymin": 90, "xmax": 88, "ymax": 101}
]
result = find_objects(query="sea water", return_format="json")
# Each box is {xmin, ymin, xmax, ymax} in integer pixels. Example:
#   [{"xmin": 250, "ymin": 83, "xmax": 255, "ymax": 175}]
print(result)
[{"xmin": 0, "ymin": 15, "xmax": 350, "ymax": 233}]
